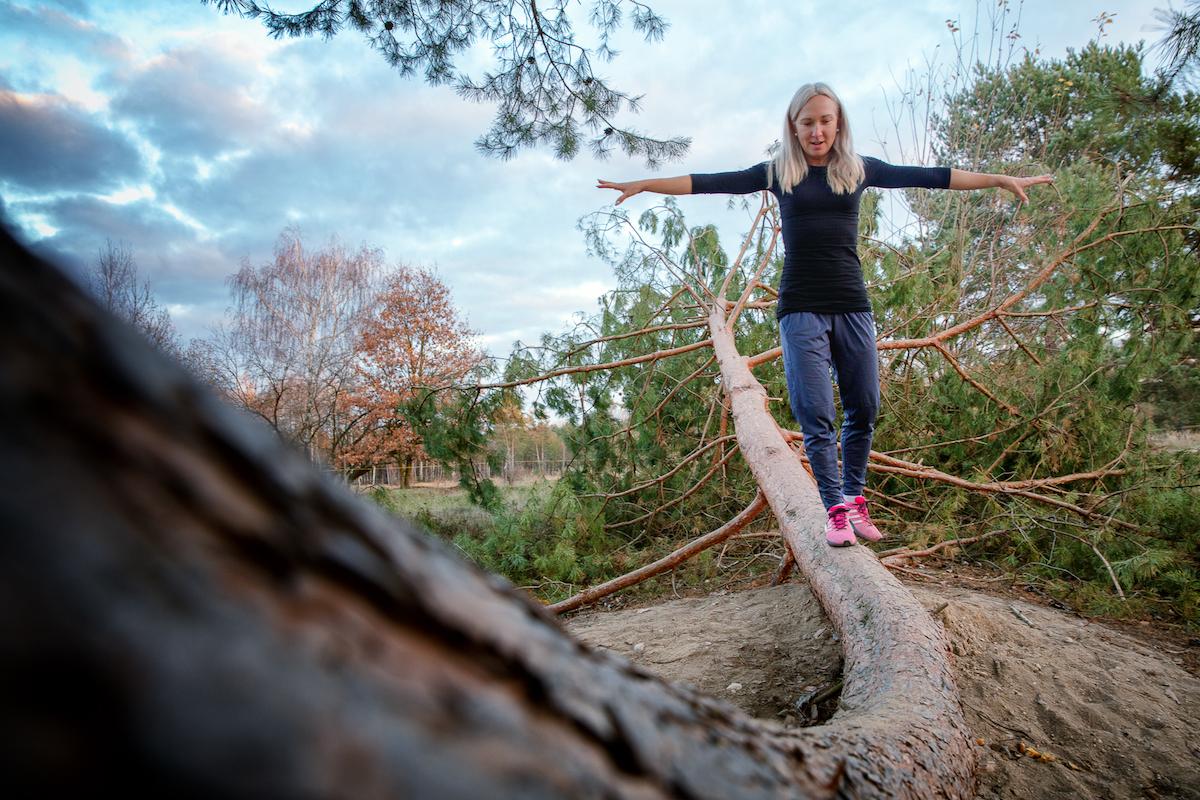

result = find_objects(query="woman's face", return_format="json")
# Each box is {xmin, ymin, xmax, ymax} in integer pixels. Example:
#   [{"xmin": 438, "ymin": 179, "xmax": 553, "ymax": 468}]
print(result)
[{"xmin": 792, "ymin": 94, "xmax": 839, "ymax": 166}]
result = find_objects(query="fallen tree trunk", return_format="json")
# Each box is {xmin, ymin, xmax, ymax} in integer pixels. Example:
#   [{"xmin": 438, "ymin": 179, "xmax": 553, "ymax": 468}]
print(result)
[
  {"xmin": 0, "ymin": 230, "xmax": 979, "ymax": 797},
  {"xmin": 706, "ymin": 303, "xmax": 978, "ymax": 796}
]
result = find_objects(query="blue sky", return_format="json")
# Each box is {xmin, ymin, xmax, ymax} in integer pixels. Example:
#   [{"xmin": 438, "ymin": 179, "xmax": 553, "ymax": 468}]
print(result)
[{"xmin": 0, "ymin": 0, "xmax": 1165, "ymax": 355}]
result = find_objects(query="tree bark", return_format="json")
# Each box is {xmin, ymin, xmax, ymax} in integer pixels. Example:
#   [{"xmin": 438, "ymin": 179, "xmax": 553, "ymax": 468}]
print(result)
[
  {"xmin": 401, "ymin": 452, "xmax": 414, "ymax": 488},
  {"xmin": 0, "ymin": 229, "xmax": 975, "ymax": 798}
]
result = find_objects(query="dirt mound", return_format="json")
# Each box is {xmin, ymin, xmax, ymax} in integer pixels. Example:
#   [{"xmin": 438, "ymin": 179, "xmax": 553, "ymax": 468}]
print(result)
[{"xmin": 567, "ymin": 583, "xmax": 1200, "ymax": 799}]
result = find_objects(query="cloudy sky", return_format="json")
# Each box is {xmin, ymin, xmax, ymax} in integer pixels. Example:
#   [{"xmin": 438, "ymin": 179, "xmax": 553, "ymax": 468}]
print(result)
[{"xmin": 0, "ymin": 0, "xmax": 1166, "ymax": 355}]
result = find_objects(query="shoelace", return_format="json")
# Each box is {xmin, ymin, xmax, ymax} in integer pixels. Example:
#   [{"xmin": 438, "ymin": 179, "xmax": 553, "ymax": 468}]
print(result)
[{"xmin": 829, "ymin": 509, "xmax": 850, "ymax": 529}]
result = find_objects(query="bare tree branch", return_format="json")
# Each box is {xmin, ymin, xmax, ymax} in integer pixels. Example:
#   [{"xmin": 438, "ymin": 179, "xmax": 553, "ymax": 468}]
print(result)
[
  {"xmin": 478, "ymin": 338, "xmax": 712, "ymax": 390},
  {"xmin": 549, "ymin": 492, "xmax": 768, "ymax": 613}
]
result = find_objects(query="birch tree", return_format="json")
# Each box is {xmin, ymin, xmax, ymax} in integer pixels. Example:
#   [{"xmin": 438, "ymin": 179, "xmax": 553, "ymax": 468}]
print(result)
[
  {"xmin": 87, "ymin": 239, "xmax": 180, "ymax": 356},
  {"xmin": 190, "ymin": 229, "xmax": 381, "ymax": 466}
]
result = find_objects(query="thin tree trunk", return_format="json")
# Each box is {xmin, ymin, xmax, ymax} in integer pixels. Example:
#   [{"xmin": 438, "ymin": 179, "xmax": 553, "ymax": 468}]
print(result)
[
  {"xmin": 401, "ymin": 453, "xmax": 413, "ymax": 488},
  {"xmin": 0, "ymin": 230, "xmax": 976, "ymax": 798}
]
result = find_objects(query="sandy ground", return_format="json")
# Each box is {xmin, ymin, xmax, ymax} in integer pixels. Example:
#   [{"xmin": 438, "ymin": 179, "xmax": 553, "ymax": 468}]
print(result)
[{"xmin": 566, "ymin": 581, "xmax": 1200, "ymax": 799}]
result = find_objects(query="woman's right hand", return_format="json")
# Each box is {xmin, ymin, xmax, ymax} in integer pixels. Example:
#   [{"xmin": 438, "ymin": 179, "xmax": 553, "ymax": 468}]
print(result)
[
  {"xmin": 597, "ymin": 179, "xmax": 644, "ymax": 205},
  {"xmin": 999, "ymin": 173, "xmax": 1055, "ymax": 204}
]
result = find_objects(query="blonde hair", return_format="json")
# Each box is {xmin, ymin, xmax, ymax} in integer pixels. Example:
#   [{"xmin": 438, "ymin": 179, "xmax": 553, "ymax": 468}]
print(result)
[{"xmin": 768, "ymin": 82, "xmax": 865, "ymax": 195}]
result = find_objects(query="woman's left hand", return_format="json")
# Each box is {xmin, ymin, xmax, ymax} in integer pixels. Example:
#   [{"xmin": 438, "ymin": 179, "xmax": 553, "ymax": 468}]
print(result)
[{"xmin": 1000, "ymin": 174, "xmax": 1054, "ymax": 204}]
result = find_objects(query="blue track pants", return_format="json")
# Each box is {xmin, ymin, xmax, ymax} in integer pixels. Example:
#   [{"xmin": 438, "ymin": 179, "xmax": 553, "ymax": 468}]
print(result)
[{"xmin": 779, "ymin": 311, "xmax": 879, "ymax": 510}]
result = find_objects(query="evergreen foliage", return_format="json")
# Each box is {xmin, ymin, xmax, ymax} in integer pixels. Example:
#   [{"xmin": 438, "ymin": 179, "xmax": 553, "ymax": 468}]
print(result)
[
  {"xmin": 200, "ymin": 0, "xmax": 689, "ymax": 165},
  {"xmin": 458, "ymin": 39, "xmax": 1200, "ymax": 622},
  {"xmin": 347, "ymin": 25, "xmax": 1199, "ymax": 621},
  {"xmin": 863, "ymin": 42, "xmax": 1198, "ymax": 621},
  {"xmin": 1154, "ymin": 0, "xmax": 1200, "ymax": 89}
]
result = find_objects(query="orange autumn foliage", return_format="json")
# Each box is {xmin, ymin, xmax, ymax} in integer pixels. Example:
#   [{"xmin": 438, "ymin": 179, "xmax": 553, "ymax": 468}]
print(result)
[{"xmin": 341, "ymin": 265, "xmax": 483, "ymax": 478}]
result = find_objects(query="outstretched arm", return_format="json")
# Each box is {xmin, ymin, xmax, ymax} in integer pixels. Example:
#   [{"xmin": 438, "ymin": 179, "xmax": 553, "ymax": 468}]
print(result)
[
  {"xmin": 949, "ymin": 168, "xmax": 1054, "ymax": 203},
  {"xmin": 597, "ymin": 176, "xmax": 693, "ymax": 205}
]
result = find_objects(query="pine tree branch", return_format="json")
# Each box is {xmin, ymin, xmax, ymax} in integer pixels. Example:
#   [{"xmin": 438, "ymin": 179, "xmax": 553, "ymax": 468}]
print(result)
[
  {"xmin": 548, "ymin": 492, "xmax": 768, "ymax": 613},
  {"xmin": 866, "ymin": 452, "xmax": 1139, "ymax": 531},
  {"xmin": 728, "ymin": 224, "xmax": 782, "ymax": 328},
  {"xmin": 590, "ymin": 434, "xmax": 736, "ymax": 500},
  {"xmin": 880, "ymin": 529, "xmax": 1008, "ymax": 562},
  {"xmin": 199, "ymin": 0, "xmax": 689, "ymax": 165},
  {"xmin": 605, "ymin": 443, "xmax": 741, "ymax": 530},
  {"xmin": 562, "ymin": 319, "xmax": 708, "ymax": 358},
  {"xmin": 717, "ymin": 196, "xmax": 772, "ymax": 301},
  {"xmin": 477, "ymin": 338, "xmax": 712, "ymax": 389}
]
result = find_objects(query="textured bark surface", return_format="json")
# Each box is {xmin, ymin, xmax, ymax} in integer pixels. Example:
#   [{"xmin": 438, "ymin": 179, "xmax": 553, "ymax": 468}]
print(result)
[
  {"xmin": 0, "ymin": 231, "xmax": 980, "ymax": 797},
  {"xmin": 707, "ymin": 305, "xmax": 978, "ymax": 797}
]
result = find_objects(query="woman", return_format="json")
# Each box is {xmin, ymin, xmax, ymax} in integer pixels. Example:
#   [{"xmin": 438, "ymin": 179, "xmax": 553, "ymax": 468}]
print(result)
[{"xmin": 598, "ymin": 82, "xmax": 1052, "ymax": 547}]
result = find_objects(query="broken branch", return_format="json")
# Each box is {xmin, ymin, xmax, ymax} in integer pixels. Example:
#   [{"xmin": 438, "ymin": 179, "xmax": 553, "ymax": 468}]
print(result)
[{"xmin": 549, "ymin": 492, "xmax": 768, "ymax": 614}]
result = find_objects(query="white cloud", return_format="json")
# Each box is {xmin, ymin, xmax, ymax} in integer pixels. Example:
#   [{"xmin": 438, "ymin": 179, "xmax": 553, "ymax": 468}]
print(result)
[
  {"xmin": 0, "ymin": 0, "xmax": 1166, "ymax": 363},
  {"xmin": 98, "ymin": 183, "xmax": 154, "ymax": 204},
  {"xmin": 26, "ymin": 213, "xmax": 59, "ymax": 238}
]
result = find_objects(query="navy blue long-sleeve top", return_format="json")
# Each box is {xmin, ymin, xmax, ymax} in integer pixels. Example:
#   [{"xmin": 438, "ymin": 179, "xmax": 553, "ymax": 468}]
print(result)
[{"xmin": 690, "ymin": 157, "xmax": 950, "ymax": 317}]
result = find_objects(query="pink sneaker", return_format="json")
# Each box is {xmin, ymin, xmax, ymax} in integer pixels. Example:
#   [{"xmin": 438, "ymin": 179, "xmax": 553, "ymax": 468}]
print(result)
[
  {"xmin": 825, "ymin": 504, "xmax": 856, "ymax": 547},
  {"xmin": 846, "ymin": 495, "xmax": 883, "ymax": 542}
]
